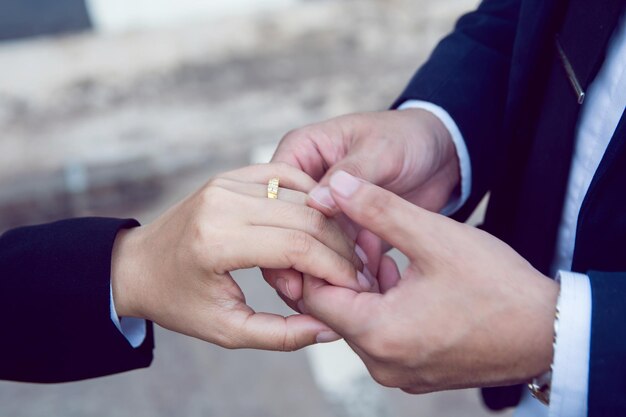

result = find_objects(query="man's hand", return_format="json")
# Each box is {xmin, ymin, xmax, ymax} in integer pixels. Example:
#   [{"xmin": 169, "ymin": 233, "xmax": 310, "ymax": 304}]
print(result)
[
  {"xmin": 272, "ymin": 109, "xmax": 460, "ymax": 215},
  {"xmin": 110, "ymin": 164, "xmax": 369, "ymax": 352},
  {"xmin": 267, "ymin": 109, "xmax": 461, "ymax": 303},
  {"xmin": 302, "ymin": 171, "xmax": 559, "ymax": 392}
]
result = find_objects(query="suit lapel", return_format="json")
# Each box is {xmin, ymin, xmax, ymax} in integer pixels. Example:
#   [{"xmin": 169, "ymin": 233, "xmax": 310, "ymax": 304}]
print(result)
[
  {"xmin": 574, "ymin": 111, "xmax": 626, "ymax": 271},
  {"xmin": 505, "ymin": 0, "xmax": 564, "ymax": 124},
  {"xmin": 558, "ymin": 0, "xmax": 625, "ymax": 90},
  {"xmin": 494, "ymin": 0, "xmax": 623, "ymax": 273}
]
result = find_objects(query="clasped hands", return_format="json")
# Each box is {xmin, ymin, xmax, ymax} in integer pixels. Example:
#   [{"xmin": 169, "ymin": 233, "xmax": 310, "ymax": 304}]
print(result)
[{"xmin": 112, "ymin": 109, "xmax": 559, "ymax": 394}]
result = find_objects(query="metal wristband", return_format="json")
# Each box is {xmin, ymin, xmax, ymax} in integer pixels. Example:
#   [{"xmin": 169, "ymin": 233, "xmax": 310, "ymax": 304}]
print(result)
[{"xmin": 528, "ymin": 292, "xmax": 561, "ymax": 405}]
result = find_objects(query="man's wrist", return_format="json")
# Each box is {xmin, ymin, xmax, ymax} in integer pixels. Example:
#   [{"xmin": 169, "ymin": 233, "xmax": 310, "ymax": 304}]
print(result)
[
  {"xmin": 529, "ymin": 285, "xmax": 561, "ymax": 405},
  {"xmin": 402, "ymin": 108, "xmax": 459, "ymax": 186},
  {"xmin": 547, "ymin": 271, "xmax": 591, "ymax": 416},
  {"xmin": 396, "ymin": 101, "xmax": 472, "ymax": 214},
  {"xmin": 511, "ymin": 272, "xmax": 560, "ymax": 383},
  {"xmin": 532, "ymin": 276, "xmax": 560, "ymax": 375}
]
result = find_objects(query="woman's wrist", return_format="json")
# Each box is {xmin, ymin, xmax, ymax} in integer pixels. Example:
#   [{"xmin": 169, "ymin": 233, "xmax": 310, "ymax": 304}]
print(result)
[{"xmin": 111, "ymin": 227, "xmax": 147, "ymax": 319}]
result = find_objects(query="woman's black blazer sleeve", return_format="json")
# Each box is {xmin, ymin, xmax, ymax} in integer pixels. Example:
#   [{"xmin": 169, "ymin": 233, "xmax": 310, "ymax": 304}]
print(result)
[{"xmin": 0, "ymin": 218, "xmax": 154, "ymax": 383}]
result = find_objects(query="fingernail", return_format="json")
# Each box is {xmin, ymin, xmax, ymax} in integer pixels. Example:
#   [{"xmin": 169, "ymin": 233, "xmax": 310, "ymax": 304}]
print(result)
[
  {"xmin": 357, "ymin": 271, "xmax": 372, "ymax": 290},
  {"xmin": 363, "ymin": 268, "xmax": 377, "ymax": 287},
  {"xmin": 355, "ymin": 244, "xmax": 369, "ymax": 265},
  {"xmin": 309, "ymin": 186, "xmax": 336, "ymax": 209},
  {"xmin": 276, "ymin": 278, "xmax": 294, "ymax": 301},
  {"xmin": 297, "ymin": 300, "xmax": 308, "ymax": 314},
  {"xmin": 330, "ymin": 171, "xmax": 361, "ymax": 198},
  {"xmin": 316, "ymin": 330, "xmax": 341, "ymax": 344}
]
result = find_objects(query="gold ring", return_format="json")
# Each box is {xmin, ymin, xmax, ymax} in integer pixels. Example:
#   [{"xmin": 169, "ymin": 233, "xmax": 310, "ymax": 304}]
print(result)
[{"xmin": 267, "ymin": 177, "xmax": 279, "ymax": 199}]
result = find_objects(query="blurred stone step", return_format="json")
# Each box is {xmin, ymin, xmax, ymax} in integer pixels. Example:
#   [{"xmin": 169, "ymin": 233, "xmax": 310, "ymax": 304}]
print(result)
[{"xmin": 0, "ymin": 149, "xmax": 248, "ymax": 231}]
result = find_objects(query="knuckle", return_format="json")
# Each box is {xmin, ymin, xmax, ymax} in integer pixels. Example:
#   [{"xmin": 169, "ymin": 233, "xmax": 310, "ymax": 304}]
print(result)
[
  {"xmin": 188, "ymin": 227, "xmax": 205, "ymax": 257},
  {"xmin": 190, "ymin": 224, "xmax": 230, "ymax": 271},
  {"xmin": 280, "ymin": 331, "xmax": 299, "ymax": 353},
  {"xmin": 206, "ymin": 177, "xmax": 228, "ymax": 188},
  {"xmin": 282, "ymin": 126, "xmax": 313, "ymax": 143},
  {"xmin": 273, "ymin": 202, "xmax": 297, "ymax": 223},
  {"xmin": 361, "ymin": 196, "xmax": 389, "ymax": 225},
  {"xmin": 199, "ymin": 184, "xmax": 229, "ymax": 211},
  {"xmin": 345, "ymin": 243, "xmax": 362, "ymax": 269},
  {"xmin": 307, "ymin": 209, "xmax": 329, "ymax": 237},
  {"xmin": 338, "ymin": 161, "xmax": 366, "ymax": 180},
  {"xmin": 331, "ymin": 252, "xmax": 352, "ymax": 278},
  {"xmin": 188, "ymin": 221, "xmax": 211, "ymax": 260},
  {"xmin": 281, "ymin": 127, "xmax": 301, "ymax": 143},
  {"xmin": 261, "ymin": 320, "xmax": 300, "ymax": 352},
  {"xmin": 272, "ymin": 161, "xmax": 294, "ymax": 173},
  {"xmin": 287, "ymin": 231, "xmax": 313, "ymax": 258},
  {"xmin": 205, "ymin": 239, "xmax": 228, "ymax": 267}
]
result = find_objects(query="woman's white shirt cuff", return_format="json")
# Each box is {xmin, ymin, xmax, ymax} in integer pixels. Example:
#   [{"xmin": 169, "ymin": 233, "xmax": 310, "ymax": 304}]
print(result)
[{"xmin": 109, "ymin": 284, "xmax": 147, "ymax": 348}]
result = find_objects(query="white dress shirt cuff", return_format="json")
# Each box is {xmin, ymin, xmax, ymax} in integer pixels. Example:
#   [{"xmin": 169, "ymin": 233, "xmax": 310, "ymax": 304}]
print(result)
[
  {"xmin": 109, "ymin": 285, "xmax": 147, "ymax": 348},
  {"xmin": 397, "ymin": 100, "xmax": 472, "ymax": 216},
  {"xmin": 549, "ymin": 271, "xmax": 591, "ymax": 417}
]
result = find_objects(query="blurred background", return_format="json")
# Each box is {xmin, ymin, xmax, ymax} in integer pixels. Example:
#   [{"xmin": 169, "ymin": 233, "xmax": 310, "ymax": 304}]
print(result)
[{"xmin": 0, "ymin": 0, "xmax": 508, "ymax": 416}]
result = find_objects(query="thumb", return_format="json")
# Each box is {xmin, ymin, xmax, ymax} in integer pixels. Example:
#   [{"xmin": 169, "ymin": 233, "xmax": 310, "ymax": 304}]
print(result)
[
  {"xmin": 302, "ymin": 274, "xmax": 377, "ymax": 340},
  {"xmin": 328, "ymin": 170, "xmax": 438, "ymax": 257},
  {"xmin": 307, "ymin": 153, "xmax": 389, "ymax": 217}
]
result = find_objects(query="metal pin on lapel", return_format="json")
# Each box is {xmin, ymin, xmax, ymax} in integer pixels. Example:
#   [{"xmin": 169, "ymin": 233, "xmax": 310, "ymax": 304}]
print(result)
[{"xmin": 555, "ymin": 37, "xmax": 586, "ymax": 105}]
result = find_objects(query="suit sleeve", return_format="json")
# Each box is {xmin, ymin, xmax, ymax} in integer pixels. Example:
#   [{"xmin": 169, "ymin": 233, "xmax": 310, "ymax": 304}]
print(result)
[
  {"xmin": 0, "ymin": 218, "xmax": 154, "ymax": 383},
  {"xmin": 587, "ymin": 271, "xmax": 626, "ymax": 416},
  {"xmin": 392, "ymin": 0, "xmax": 521, "ymax": 219}
]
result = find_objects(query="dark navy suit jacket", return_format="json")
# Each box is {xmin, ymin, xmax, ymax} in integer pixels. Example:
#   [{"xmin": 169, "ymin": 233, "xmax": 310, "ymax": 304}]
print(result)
[
  {"xmin": 0, "ymin": 218, "xmax": 154, "ymax": 383},
  {"xmin": 394, "ymin": 0, "xmax": 625, "ymax": 415}
]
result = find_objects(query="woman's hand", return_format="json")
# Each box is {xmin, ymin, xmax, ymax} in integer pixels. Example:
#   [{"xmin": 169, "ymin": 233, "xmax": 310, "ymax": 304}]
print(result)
[{"xmin": 110, "ymin": 163, "xmax": 369, "ymax": 351}]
